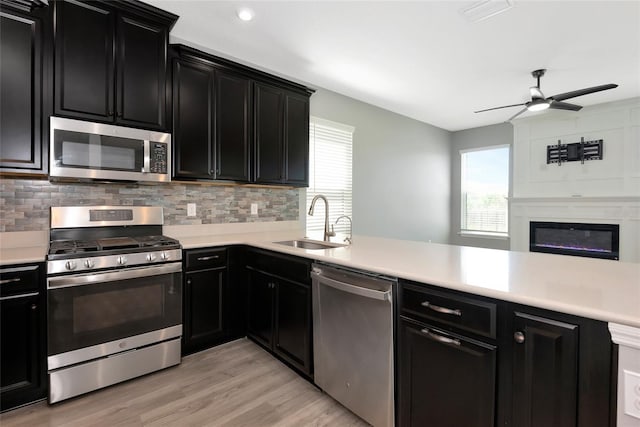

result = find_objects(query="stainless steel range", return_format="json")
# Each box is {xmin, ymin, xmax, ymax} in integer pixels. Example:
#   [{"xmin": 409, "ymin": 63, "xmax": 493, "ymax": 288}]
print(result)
[{"xmin": 46, "ymin": 206, "xmax": 182, "ymax": 403}]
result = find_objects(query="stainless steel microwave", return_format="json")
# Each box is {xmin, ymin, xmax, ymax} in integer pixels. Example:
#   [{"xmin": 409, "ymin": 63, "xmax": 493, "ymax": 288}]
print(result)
[{"xmin": 50, "ymin": 117, "xmax": 171, "ymax": 183}]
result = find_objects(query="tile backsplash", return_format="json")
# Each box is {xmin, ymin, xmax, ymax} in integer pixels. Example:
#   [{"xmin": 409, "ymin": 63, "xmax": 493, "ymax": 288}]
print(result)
[{"xmin": 0, "ymin": 178, "xmax": 299, "ymax": 232}]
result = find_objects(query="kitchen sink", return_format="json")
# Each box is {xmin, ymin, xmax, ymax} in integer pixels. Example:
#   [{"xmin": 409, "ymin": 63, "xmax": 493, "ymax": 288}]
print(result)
[{"xmin": 274, "ymin": 239, "xmax": 347, "ymax": 250}]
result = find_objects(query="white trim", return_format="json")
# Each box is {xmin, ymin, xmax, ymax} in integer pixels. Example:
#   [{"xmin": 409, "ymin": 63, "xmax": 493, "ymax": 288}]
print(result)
[
  {"xmin": 458, "ymin": 230, "xmax": 510, "ymax": 240},
  {"xmin": 310, "ymin": 116, "xmax": 355, "ymax": 134},
  {"xmin": 609, "ymin": 323, "xmax": 640, "ymax": 350},
  {"xmin": 459, "ymin": 143, "xmax": 510, "ymax": 155}
]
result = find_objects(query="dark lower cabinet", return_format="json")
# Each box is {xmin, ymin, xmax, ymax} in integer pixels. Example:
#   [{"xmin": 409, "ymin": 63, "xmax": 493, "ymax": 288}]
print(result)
[
  {"xmin": 182, "ymin": 247, "xmax": 246, "ymax": 355},
  {"xmin": 511, "ymin": 312, "xmax": 578, "ymax": 427},
  {"xmin": 398, "ymin": 318, "xmax": 496, "ymax": 427},
  {"xmin": 0, "ymin": 264, "xmax": 46, "ymax": 412},
  {"xmin": 246, "ymin": 250, "xmax": 312, "ymax": 377},
  {"xmin": 0, "ymin": 1, "xmax": 50, "ymax": 175}
]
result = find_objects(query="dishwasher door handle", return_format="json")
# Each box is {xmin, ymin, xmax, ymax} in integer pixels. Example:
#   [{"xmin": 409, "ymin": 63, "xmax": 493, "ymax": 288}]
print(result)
[{"xmin": 312, "ymin": 272, "xmax": 391, "ymax": 301}]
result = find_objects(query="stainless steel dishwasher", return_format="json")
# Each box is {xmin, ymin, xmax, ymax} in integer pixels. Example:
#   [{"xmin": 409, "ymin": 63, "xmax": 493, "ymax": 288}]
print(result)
[{"xmin": 311, "ymin": 263, "xmax": 396, "ymax": 427}]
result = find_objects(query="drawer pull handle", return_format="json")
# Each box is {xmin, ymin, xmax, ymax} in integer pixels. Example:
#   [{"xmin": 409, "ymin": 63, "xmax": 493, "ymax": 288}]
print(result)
[
  {"xmin": 421, "ymin": 301, "xmax": 462, "ymax": 316},
  {"xmin": 197, "ymin": 255, "xmax": 220, "ymax": 261},
  {"xmin": 0, "ymin": 277, "xmax": 22, "ymax": 285},
  {"xmin": 421, "ymin": 328, "xmax": 461, "ymax": 346}
]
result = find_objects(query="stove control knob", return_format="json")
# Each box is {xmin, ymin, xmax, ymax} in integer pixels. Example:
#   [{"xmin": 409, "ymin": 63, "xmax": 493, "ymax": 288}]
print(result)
[
  {"xmin": 117, "ymin": 256, "xmax": 128, "ymax": 266},
  {"xmin": 65, "ymin": 261, "xmax": 77, "ymax": 271},
  {"xmin": 146, "ymin": 253, "xmax": 157, "ymax": 262},
  {"xmin": 161, "ymin": 252, "xmax": 169, "ymax": 261},
  {"xmin": 84, "ymin": 259, "xmax": 95, "ymax": 269}
]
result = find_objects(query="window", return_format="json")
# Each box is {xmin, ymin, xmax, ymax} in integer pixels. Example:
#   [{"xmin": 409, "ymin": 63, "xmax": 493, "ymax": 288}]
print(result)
[
  {"xmin": 460, "ymin": 145, "xmax": 509, "ymax": 236},
  {"xmin": 306, "ymin": 117, "xmax": 354, "ymax": 238}
]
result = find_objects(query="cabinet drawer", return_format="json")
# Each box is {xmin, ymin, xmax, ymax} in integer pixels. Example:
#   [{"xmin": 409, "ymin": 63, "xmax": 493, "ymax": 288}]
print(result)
[
  {"xmin": 401, "ymin": 282, "xmax": 496, "ymax": 339},
  {"xmin": 185, "ymin": 248, "xmax": 227, "ymax": 271},
  {"xmin": 246, "ymin": 249, "xmax": 311, "ymax": 284},
  {"xmin": 0, "ymin": 264, "xmax": 41, "ymax": 298}
]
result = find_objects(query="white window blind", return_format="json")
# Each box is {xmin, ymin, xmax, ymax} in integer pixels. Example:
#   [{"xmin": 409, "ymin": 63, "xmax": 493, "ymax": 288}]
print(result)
[
  {"xmin": 306, "ymin": 117, "xmax": 353, "ymax": 238},
  {"xmin": 460, "ymin": 145, "xmax": 509, "ymax": 235}
]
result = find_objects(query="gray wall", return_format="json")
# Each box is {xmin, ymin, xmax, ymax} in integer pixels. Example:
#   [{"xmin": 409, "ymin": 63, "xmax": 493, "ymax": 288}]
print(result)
[
  {"xmin": 450, "ymin": 123, "xmax": 513, "ymax": 250},
  {"xmin": 310, "ymin": 88, "xmax": 451, "ymax": 243}
]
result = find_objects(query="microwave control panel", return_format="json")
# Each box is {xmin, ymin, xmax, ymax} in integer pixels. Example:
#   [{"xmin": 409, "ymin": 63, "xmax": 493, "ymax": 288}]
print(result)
[{"xmin": 150, "ymin": 143, "xmax": 168, "ymax": 174}]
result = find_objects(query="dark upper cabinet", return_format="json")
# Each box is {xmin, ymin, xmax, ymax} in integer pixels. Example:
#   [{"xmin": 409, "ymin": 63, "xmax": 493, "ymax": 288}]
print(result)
[
  {"xmin": 116, "ymin": 14, "xmax": 167, "ymax": 129},
  {"xmin": 215, "ymin": 69, "xmax": 251, "ymax": 182},
  {"xmin": 172, "ymin": 58, "xmax": 214, "ymax": 179},
  {"xmin": 172, "ymin": 46, "xmax": 252, "ymax": 182},
  {"xmin": 254, "ymin": 82, "xmax": 310, "ymax": 186},
  {"xmin": 171, "ymin": 44, "xmax": 312, "ymax": 186},
  {"xmin": 54, "ymin": 0, "xmax": 175, "ymax": 130},
  {"xmin": 254, "ymin": 82, "xmax": 284, "ymax": 183},
  {"xmin": 0, "ymin": 263, "xmax": 46, "ymax": 412},
  {"xmin": 284, "ymin": 92, "xmax": 310, "ymax": 185},
  {"xmin": 0, "ymin": 2, "xmax": 50, "ymax": 174},
  {"xmin": 510, "ymin": 311, "xmax": 578, "ymax": 427}
]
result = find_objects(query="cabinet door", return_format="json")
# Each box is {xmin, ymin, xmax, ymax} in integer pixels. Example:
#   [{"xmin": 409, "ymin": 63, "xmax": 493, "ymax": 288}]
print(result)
[
  {"xmin": 116, "ymin": 14, "xmax": 167, "ymax": 130},
  {"xmin": 183, "ymin": 269, "xmax": 226, "ymax": 355},
  {"xmin": 172, "ymin": 59, "xmax": 214, "ymax": 179},
  {"xmin": 398, "ymin": 318, "xmax": 496, "ymax": 427},
  {"xmin": 283, "ymin": 92, "xmax": 309, "ymax": 186},
  {"xmin": 246, "ymin": 269, "xmax": 274, "ymax": 348},
  {"xmin": 0, "ymin": 5, "xmax": 47, "ymax": 174},
  {"xmin": 274, "ymin": 277, "xmax": 312, "ymax": 375},
  {"xmin": 254, "ymin": 83, "xmax": 283, "ymax": 183},
  {"xmin": 0, "ymin": 294, "xmax": 43, "ymax": 411},
  {"xmin": 215, "ymin": 69, "xmax": 251, "ymax": 181},
  {"xmin": 54, "ymin": 0, "xmax": 115, "ymax": 122},
  {"xmin": 512, "ymin": 312, "xmax": 578, "ymax": 427}
]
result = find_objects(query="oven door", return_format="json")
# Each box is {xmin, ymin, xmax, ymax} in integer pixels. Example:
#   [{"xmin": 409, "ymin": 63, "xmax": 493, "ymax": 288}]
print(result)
[{"xmin": 47, "ymin": 262, "xmax": 182, "ymax": 370}]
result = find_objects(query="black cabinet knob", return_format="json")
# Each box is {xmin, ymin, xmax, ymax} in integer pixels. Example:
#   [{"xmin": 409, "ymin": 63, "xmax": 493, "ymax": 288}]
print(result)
[
  {"xmin": 31, "ymin": 304, "xmax": 37, "ymax": 310},
  {"xmin": 186, "ymin": 279, "xmax": 192, "ymax": 285}
]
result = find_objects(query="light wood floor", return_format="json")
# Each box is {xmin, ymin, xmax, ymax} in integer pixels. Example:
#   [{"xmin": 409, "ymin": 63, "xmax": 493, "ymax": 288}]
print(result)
[{"xmin": 0, "ymin": 338, "xmax": 369, "ymax": 426}]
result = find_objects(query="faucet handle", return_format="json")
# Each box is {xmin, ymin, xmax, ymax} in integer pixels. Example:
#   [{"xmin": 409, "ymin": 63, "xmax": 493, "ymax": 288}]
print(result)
[{"xmin": 328, "ymin": 224, "xmax": 336, "ymax": 237}]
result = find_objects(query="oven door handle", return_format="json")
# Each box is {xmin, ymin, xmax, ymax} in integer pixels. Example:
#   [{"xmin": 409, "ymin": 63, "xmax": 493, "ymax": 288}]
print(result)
[{"xmin": 47, "ymin": 262, "xmax": 181, "ymax": 289}]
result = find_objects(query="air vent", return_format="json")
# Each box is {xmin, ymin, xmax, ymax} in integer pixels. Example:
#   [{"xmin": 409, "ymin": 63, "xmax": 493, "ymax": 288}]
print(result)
[{"xmin": 461, "ymin": 0, "xmax": 514, "ymax": 23}]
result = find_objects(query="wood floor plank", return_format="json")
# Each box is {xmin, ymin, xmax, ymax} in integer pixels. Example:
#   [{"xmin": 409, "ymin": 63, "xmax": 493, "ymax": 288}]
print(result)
[{"xmin": 0, "ymin": 339, "xmax": 369, "ymax": 427}]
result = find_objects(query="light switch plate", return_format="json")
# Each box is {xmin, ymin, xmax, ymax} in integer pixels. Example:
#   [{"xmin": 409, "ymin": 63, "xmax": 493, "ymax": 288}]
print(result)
[
  {"xmin": 251, "ymin": 203, "xmax": 258, "ymax": 215},
  {"xmin": 187, "ymin": 203, "xmax": 196, "ymax": 217},
  {"xmin": 623, "ymin": 369, "xmax": 640, "ymax": 419}
]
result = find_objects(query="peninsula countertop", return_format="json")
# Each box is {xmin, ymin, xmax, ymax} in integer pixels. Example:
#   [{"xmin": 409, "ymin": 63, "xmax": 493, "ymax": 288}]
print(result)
[{"xmin": 177, "ymin": 232, "xmax": 640, "ymax": 328}]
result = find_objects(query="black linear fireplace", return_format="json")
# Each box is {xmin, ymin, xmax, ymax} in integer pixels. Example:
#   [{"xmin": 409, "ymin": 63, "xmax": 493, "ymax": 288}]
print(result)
[{"xmin": 529, "ymin": 221, "xmax": 619, "ymax": 260}]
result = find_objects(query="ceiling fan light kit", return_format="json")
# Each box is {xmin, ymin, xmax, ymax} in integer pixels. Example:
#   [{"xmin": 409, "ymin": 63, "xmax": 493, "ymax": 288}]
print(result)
[{"xmin": 475, "ymin": 68, "xmax": 618, "ymax": 122}]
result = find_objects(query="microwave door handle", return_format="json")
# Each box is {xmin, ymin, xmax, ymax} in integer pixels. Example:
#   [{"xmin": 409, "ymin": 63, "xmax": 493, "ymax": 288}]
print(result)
[{"xmin": 142, "ymin": 140, "xmax": 151, "ymax": 173}]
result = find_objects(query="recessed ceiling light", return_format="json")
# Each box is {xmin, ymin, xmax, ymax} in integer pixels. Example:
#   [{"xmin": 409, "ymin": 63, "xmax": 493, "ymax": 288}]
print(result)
[{"xmin": 237, "ymin": 7, "xmax": 255, "ymax": 22}]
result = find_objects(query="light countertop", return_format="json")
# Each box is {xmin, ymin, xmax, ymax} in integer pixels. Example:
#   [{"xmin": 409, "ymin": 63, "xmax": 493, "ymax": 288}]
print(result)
[
  {"xmin": 179, "ymin": 232, "xmax": 640, "ymax": 328},
  {"xmin": 2, "ymin": 230, "xmax": 638, "ymax": 328}
]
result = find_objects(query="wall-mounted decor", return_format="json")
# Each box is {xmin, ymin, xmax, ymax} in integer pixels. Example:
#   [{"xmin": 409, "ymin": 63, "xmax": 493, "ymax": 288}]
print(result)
[{"xmin": 546, "ymin": 137, "xmax": 603, "ymax": 165}]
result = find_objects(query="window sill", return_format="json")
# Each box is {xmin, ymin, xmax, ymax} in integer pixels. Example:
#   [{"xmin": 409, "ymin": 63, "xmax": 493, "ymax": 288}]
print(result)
[{"xmin": 458, "ymin": 231, "xmax": 510, "ymax": 240}]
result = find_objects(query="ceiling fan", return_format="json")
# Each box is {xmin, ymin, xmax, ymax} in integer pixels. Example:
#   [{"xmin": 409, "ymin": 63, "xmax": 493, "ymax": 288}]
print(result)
[{"xmin": 474, "ymin": 69, "xmax": 618, "ymax": 121}]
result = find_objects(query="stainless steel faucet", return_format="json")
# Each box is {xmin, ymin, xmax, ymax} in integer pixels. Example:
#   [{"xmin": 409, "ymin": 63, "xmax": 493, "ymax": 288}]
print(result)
[
  {"xmin": 308, "ymin": 195, "xmax": 335, "ymax": 242},
  {"xmin": 335, "ymin": 215, "xmax": 353, "ymax": 244}
]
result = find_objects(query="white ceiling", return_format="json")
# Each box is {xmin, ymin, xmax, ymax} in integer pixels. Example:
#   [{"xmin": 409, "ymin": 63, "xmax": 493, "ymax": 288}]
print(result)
[{"xmin": 147, "ymin": 0, "xmax": 640, "ymax": 131}]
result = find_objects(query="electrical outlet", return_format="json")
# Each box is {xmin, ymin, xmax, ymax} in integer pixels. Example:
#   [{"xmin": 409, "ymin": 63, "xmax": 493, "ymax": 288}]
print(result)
[
  {"xmin": 187, "ymin": 203, "xmax": 196, "ymax": 217},
  {"xmin": 251, "ymin": 203, "xmax": 258, "ymax": 215},
  {"xmin": 624, "ymin": 369, "xmax": 640, "ymax": 419}
]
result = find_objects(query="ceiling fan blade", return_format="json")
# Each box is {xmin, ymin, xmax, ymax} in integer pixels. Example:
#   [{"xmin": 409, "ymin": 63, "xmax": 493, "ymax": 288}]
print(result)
[
  {"xmin": 549, "ymin": 84, "xmax": 618, "ymax": 102},
  {"xmin": 474, "ymin": 103, "xmax": 525, "ymax": 113},
  {"xmin": 548, "ymin": 100, "xmax": 582, "ymax": 111},
  {"xmin": 507, "ymin": 107, "xmax": 528, "ymax": 122}
]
